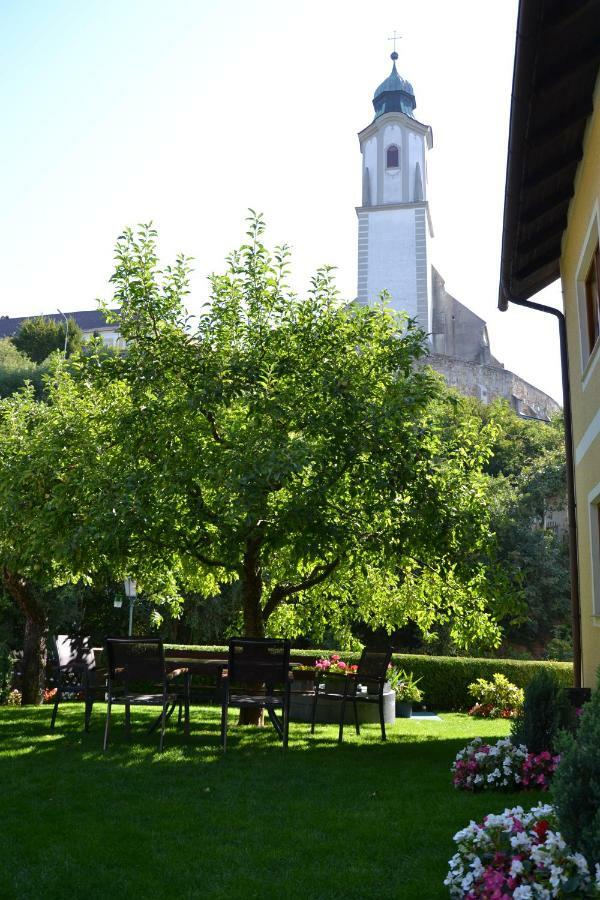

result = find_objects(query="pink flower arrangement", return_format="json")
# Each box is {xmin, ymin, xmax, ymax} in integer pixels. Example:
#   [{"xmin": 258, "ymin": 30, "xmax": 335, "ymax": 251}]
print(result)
[
  {"xmin": 521, "ymin": 751, "xmax": 560, "ymax": 791},
  {"xmin": 445, "ymin": 803, "xmax": 600, "ymax": 897},
  {"xmin": 452, "ymin": 739, "xmax": 560, "ymax": 793},
  {"xmin": 315, "ymin": 654, "xmax": 358, "ymax": 676},
  {"xmin": 452, "ymin": 738, "xmax": 526, "ymax": 791}
]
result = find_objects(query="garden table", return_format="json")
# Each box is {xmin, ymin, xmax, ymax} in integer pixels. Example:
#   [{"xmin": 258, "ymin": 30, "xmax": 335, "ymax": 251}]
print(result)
[
  {"xmin": 144, "ymin": 655, "xmax": 227, "ymax": 733},
  {"xmin": 163, "ymin": 653, "xmax": 292, "ymax": 739}
]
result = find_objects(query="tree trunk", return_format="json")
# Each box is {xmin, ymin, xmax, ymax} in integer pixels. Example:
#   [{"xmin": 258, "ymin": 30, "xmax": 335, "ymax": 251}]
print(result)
[
  {"xmin": 238, "ymin": 540, "xmax": 266, "ymax": 726},
  {"xmin": 2, "ymin": 569, "xmax": 47, "ymax": 705},
  {"xmin": 22, "ymin": 617, "xmax": 47, "ymax": 705}
]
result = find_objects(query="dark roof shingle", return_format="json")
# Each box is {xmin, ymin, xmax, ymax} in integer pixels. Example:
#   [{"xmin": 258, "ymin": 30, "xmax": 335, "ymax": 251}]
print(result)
[{"xmin": 0, "ymin": 309, "xmax": 120, "ymax": 339}]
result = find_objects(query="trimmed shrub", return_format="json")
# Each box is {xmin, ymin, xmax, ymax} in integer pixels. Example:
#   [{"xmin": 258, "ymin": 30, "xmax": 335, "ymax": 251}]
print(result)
[
  {"xmin": 169, "ymin": 644, "xmax": 572, "ymax": 710},
  {"xmin": 511, "ymin": 667, "xmax": 572, "ymax": 754},
  {"xmin": 392, "ymin": 654, "xmax": 571, "ymax": 711},
  {"xmin": 553, "ymin": 686, "xmax": 600, "ymax": 865},
  {"xmin": 467, "ymin": 673, "xmax": 524, "ymax": 718}
]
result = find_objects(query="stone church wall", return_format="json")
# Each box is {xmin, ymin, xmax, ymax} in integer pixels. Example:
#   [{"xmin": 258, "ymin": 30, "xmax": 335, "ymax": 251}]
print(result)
[{"xmin": 421, "ymin": 353, "xmax": 561, "ymax": 420}]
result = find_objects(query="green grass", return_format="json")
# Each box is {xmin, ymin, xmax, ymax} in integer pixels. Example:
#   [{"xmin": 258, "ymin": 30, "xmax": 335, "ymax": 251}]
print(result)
[{"xmin": 0, "ymin": 706, "xmax": 546, "ymax": 899}]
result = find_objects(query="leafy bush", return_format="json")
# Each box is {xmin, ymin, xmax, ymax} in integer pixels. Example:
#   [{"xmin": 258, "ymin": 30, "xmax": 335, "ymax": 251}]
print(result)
[
  {"xmin": 0, "ymin": 339, "xmax": 43, "ymax": 398},
  {"xmin": 511, "ymin": 667, "xmax": 572, "ymax": 754},
  {"xmin": 468, "ymin": 673, "xmax": 524, "ymax": 718},
  {"xmin": 554, "ymin": 684, "xmax": 600, "ymax": 865}
]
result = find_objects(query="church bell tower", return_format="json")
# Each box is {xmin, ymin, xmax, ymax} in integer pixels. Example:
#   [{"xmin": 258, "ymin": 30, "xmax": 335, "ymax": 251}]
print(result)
[{"xmin": 356, "ymin": 51, "xmax": 433, "ymax": 333}]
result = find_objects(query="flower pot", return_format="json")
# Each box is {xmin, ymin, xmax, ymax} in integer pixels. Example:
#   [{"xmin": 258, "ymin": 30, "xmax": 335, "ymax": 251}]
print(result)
[
  {"xmin": 324, "ymin": 674, "xmax": 351, "ymax": 695},
  {"xmin": 292, "ymin": 672, "xmax": 316, "ymax": 692},
  {"xmin": 395, "ymin": 700, "xmax": 412, "ymax": 718},
  {"xmin": 367, "ymin": 680, "xmax": 390, "ymax": 696}
]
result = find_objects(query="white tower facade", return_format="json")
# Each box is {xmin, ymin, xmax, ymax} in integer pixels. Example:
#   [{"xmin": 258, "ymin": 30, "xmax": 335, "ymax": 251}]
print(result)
[{"xmin": 357, "ymin": 53, "xmax": 434, "ymax": 333}]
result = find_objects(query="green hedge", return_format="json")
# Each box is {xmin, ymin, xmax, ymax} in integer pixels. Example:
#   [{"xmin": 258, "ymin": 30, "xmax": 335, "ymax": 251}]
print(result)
[
  {"xmin": 168, "ymin": 644, "xmax": 573, "ymax": 711},
  {"xmin": 387, "ymin": 654, "xmax": 572, "ymax": 711}
]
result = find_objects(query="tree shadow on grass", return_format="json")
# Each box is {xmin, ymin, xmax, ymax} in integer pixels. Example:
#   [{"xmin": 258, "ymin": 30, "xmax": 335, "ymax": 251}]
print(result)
[{"xmin": 0, "ymin": 706, "xmax": 540, "ymax": 900}]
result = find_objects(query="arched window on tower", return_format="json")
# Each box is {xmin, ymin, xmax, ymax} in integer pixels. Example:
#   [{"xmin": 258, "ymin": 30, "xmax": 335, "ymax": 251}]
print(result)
[{"xmin": 386, "ymin": 144, "xmax": 400, "ymax": 168}]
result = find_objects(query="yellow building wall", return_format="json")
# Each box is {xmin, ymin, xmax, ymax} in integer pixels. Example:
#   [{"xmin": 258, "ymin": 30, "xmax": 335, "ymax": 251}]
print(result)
[{"xmin": 561, "ymin": 72, "xmax": 600, "ymax": 687}]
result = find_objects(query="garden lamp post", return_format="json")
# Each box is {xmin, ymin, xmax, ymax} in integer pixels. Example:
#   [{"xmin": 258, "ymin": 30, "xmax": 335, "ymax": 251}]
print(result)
[
  {"xmin": 56, "ymin": 308, "xmax": 69, "ymax": 355},
  {"xmin": 123, "ymin": 578, "xmax": 137, "ymax": 637}
]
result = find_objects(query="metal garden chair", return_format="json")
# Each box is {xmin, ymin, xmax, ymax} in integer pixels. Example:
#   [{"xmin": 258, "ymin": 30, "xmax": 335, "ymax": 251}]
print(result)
[
  {"xmin": 220, "ymin": 638, "xmax": 292, "ymax": 752},
  {"xmin": 50, "ymin": 635, "xmax": 106, "ymax": 732},
  {"xmin": 103, "ymin": 637, "xmax": 189, "ymax": 752},
  {"xmin": 311, "ymin": 646, "xmax": 394, "ymax": 743}
]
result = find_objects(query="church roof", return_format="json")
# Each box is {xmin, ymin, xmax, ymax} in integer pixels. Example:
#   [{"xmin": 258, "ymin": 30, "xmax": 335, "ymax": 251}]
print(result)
[{"xmin": 373, "ymin": 53, "xmax": 416, "ymax": 119}]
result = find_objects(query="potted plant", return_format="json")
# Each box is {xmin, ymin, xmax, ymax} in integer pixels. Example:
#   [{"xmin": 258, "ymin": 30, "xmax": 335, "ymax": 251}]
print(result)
[
  {"xmin": 315, "ymin": 654, "xmax": 358, "ymax": 694},
  {"xmin": 292, "ymin": 665, "xmax": 316, "ymax": 691},
  {"xmin": 388, "ymin": 667, "xmax": 423, "ymax": 718}
]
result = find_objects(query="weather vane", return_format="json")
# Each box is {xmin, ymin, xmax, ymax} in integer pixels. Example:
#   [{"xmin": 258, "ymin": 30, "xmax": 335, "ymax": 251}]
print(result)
[{"xmin": 388, "ymin": 30, "xmax": 402, "ymax": 59}]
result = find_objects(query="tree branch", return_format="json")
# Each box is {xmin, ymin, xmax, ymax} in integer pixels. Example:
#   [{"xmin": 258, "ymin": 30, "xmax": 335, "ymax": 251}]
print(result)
[
  {"xmin": 198, "ymin": 408, "xmax": 230, "ymax": 446},
  {"xmin": 181, "ymin": 537, "xmax": 236, "ymax": 572},
  {"xmin": 263, "ymin": 557, "xmax": 340, "ymax": 620},
  {"xmin": 188, "ymin": 483, "xmax": 220, "ymax": 523}
]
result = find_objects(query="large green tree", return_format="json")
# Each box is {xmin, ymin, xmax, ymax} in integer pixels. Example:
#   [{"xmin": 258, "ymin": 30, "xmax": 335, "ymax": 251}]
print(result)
[
  {"xmin": 74, "ymin": 217, "xmax": 504, "ymax": 653},
  {"xmin": 0, "ymin": 218, "xmax": 513, "ymax": 705}
]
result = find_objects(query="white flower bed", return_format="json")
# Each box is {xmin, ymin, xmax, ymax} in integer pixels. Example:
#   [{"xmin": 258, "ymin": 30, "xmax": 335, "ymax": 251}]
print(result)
[
  {"xmin": 452, "ymin": 737, "xmax": 527, "ymax": 791},
  {"xmin": 445, "ymin": 803, "xmax": 600, "ymax": 898}
]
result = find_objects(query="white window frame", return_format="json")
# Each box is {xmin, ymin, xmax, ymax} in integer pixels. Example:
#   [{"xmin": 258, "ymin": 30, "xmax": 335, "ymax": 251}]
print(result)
[
  {"xmin": 588, "ymin": 479, "xmax": 600, "ymax": 618},
  {"xmin": 575, "ymin": 202, "xmax": 600, "ymax": 386},
  {"xmin": 385, "ymin": 144, "xmax": 400, "ymax": 170}
]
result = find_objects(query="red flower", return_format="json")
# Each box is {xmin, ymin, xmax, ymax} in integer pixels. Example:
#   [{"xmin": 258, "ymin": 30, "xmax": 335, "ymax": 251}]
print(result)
[{"xmin": 533, "ymin": 819, "xmax": 550, "ymax": 842}]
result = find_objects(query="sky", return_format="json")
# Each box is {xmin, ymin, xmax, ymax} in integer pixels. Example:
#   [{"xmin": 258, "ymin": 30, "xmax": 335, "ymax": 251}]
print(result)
[{"xmin": 0, "ymin": 0, "xmax": 564, "ymax": 403}]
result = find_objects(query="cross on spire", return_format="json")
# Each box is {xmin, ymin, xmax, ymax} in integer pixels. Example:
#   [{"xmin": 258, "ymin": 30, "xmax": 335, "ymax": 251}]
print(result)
[{"xmin": 388, "ymin": 30, "xmax": 402, "ymax": 58}]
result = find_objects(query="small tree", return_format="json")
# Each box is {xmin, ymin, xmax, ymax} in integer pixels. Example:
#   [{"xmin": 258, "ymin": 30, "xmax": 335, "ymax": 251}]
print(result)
[
  {"xmin": 0, "ymin": 387, "xmax": 58, "ymax": 702},
  {"xmin": 554, "ymin": 687, "xmax": 600, "ymax": 863},
  {"xmin": 0, "ymin": 350, "xmax": 191, "ymax": 703},
  {"xmin": 11, "ymin": 315, "xmax": 83, "ymax": 363},
  {"xmin": 0, "ymin": 369, "xmax": 137, "ymax": 703},
  {"xmin": 510, "ymin": 668, "xmax": 571, "ymax": 753}
]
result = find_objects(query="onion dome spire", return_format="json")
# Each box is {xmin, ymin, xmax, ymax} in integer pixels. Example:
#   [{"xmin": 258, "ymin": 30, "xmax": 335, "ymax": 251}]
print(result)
[{"xmin": 373, "ymin": 52, "xmax": 416, "ymax": 119}]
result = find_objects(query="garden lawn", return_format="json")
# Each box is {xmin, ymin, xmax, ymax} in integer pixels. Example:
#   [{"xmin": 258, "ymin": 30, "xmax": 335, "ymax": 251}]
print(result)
[{"xmin": 0, "ymin": 706, "xmax": 545, "ymax": 900}]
